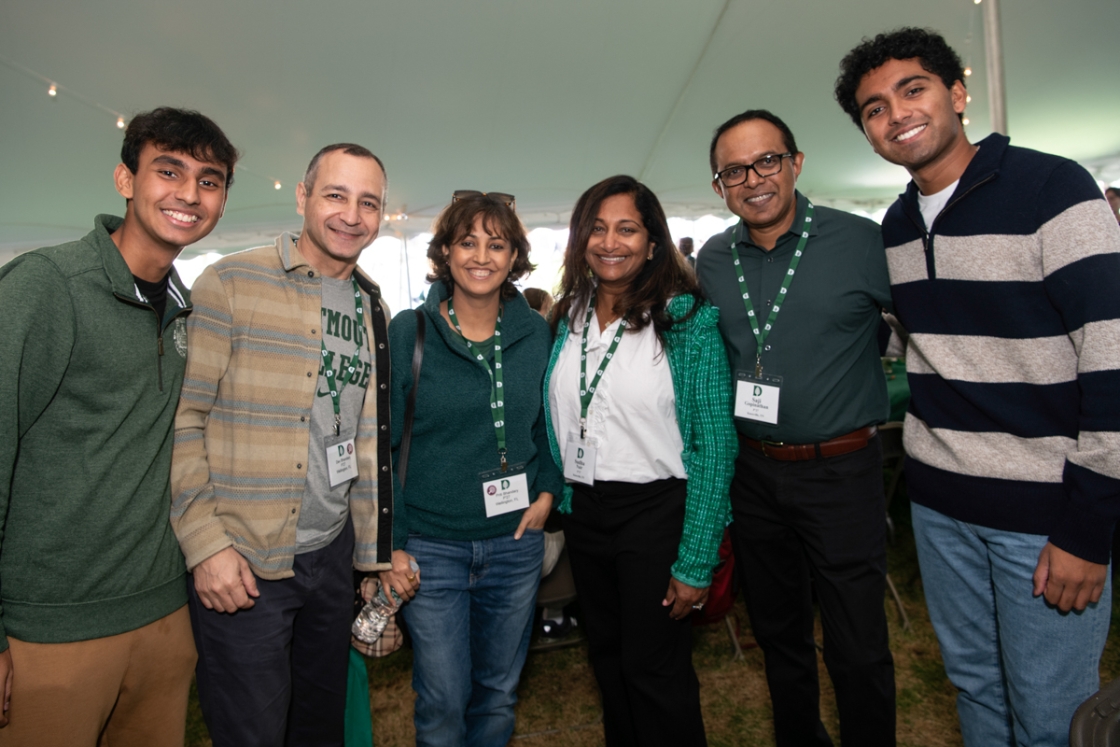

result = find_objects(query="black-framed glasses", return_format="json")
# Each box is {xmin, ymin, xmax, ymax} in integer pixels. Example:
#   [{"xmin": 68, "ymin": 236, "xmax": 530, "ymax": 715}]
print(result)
[
  {"xmin": 452, "ymin": 190, "xmax": 516, "ymax": 207},
  {"xmin": 713, "ymin": 153, "xmax": 793, "ymax": 188}
]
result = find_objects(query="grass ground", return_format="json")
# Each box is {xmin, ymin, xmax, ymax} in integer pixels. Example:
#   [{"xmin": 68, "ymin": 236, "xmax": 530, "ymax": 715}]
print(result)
[{"xmin": 186, "ymin": 490, "xmax": 1120, "ymax": 746}]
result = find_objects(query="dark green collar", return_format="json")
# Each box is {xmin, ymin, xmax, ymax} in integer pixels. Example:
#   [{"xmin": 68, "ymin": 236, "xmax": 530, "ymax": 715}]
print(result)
[
  {"xmin": 92, "ymin": 214, "xmax": 190, "ymax": 310},
  {"xmin": 733, "ymin": 191, "xmax": 818, "ymax": 252}
]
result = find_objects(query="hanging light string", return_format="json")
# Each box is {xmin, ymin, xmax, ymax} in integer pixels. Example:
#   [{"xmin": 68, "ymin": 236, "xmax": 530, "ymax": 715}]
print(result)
[
  {"xmin": 0, "ymin": 53, "xmax": 127, "ymax": 126},
  {"xmin": 960, "ymin": 0, "xmax": 983, "ymax": 126},
  {"xmin": 0, "ymin": 52, "xmax": 285, "ymax": 189}
]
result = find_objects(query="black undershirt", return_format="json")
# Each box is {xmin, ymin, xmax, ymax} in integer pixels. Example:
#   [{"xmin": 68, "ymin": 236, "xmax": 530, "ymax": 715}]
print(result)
[{"xmin": 133, "ymin": 273, "xmax": 169, "ymax": 320}]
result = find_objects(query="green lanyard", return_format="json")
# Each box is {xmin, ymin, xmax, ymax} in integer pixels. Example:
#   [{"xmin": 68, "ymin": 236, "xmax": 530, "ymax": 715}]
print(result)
[
  {"xmin": 320, "ymin": 276, "xmax": 367, "ymax": 436},
  {"xmin": 730, "ymin": 202, "xmax": 814, "ymax": 376},
  {"xmin": 447, "ymin": 297, "xmax": 509, "ymax": 472},
  {"xmin": 578, "ymin": 297, "xmax": 626, "ymax": 439}
]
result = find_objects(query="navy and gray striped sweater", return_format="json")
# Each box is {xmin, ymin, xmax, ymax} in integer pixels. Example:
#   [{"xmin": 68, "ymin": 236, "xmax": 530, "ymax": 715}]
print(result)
[{"xmin": 883, "ymin": 133, "xmax": 1120, "ymax": 564}]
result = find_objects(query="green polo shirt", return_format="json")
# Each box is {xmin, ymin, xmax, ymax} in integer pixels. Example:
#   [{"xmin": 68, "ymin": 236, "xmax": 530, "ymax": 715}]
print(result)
[{"xmin": 696, "ymin": 192, "xmax": 892, "ymax": 444}]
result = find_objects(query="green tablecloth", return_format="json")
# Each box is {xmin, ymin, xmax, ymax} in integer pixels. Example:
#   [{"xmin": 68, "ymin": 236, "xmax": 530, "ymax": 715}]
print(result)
[
  {"xmin": 345, "ymin": 647, "xmax": 374, "ymax": 747},
  {"xmin": 883, "ymin": 357, "xmax": 909, "ymax": 424}
]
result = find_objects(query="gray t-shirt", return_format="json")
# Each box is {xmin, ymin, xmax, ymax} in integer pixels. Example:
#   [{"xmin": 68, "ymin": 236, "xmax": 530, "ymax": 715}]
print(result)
[{"xmin": 296, "ymin": 275, "xmax": 373, "ymax": 553}]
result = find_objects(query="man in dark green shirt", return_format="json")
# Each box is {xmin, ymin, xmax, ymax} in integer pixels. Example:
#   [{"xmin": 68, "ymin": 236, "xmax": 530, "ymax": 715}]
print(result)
[{"xmin": 696, "ymin": 109, "xmax": 895, "ymax": 747}]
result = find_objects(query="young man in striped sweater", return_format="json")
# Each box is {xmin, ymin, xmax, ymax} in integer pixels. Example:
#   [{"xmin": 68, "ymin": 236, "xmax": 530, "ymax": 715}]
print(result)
[{"xmin": 836, "ymin": 28, "xmax": 1120, "ymax": 746}]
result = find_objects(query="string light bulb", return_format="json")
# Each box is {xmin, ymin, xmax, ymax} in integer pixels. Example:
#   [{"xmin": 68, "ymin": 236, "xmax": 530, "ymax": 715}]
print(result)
[
  {"xmin": 48, "ymin": 84, "xmax": 57, "ymax": 97},
  {"xmin": 964, "ymin": 67, "xmax": 973, "ymax": 77},
  {"xmin": 974, "ymin": 0, "xmax": 982, "ymax": 5},
  {"xmin": 274, "ymin": 181, "xmax": 282, "ymax": 190},
  {"xmin": 116, "ymin": 116, "xmax": 125, "ymax": 129},
  {"xmin": 963, "ymin": 117, "xmax": 971, "ymax": 125},
  {"xmin": 966, "ymin": 95, "xmax": 972, "ymax": 103}
]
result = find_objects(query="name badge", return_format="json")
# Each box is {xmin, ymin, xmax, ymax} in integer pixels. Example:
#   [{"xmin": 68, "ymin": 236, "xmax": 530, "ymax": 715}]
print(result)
[
  {"xmin": 479, "ymin": 463, "xmax": 531, "ymax": 518},
  {"xmin": 563, "ymin": 432, "xmax": 597, "ymax": 485},
  {"xmin": 325, "ymin": 436, "xmax": 358, "ymax": 487},
  {"xmin": 735, "ymin": 372, "xmax": 783, "ymax": 425}
]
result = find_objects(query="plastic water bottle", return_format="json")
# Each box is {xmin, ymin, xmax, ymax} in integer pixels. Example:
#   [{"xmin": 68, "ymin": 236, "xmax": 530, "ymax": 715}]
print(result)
[{"xmin": 352, "ymin": 560, "xmax": 418, "ymax": 644}]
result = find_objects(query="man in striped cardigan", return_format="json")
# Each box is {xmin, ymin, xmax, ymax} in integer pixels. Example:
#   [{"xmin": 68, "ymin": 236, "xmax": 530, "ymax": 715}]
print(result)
[
  {"xmin": 837, "ymin": 28, "xmax": 1120, "ymax": 747},
  {"xmin": 171, "ymin": 144, "xmax": 394, "ymax": 745}
]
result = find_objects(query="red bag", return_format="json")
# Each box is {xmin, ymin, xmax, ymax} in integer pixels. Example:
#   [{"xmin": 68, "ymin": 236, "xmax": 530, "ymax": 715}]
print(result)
[{"xmin": 693, "ymin": 527, "xmax": 736, "ymax": 625}]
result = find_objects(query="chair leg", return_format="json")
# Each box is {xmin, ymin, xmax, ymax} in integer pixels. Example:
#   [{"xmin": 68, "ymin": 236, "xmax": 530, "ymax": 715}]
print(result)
[
  {"xmin": 885, "ymin": 573, "xmax": 910, "ymax": 632},
  {"xmin": 724, "ymin": 615, "xmax": 745, "ymax": 661}
]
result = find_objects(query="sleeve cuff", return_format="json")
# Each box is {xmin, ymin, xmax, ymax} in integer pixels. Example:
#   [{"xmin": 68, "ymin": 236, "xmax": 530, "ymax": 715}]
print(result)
[{"xmin": 1049, "ymin": 501, "xmax": 1117, "ymax": 565}]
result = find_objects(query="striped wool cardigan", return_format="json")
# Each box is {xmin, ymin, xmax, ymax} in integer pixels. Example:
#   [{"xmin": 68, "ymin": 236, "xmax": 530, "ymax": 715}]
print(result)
[
  {"xmin": 171, "ymin": 233, "xmax": 394, "ymax": 578},
  {"xmin": 883, "ymin": 133, "xmax": 1120, "ymax": 563}
]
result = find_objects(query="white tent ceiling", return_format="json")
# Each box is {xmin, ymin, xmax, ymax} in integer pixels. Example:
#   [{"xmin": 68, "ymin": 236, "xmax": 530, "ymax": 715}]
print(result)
[{"xmin": 3, "ymin": 0, "xmax": 1119, "ymax": 261}]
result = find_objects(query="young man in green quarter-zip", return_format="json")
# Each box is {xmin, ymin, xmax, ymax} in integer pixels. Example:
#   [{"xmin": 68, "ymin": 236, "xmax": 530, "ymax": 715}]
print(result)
[{"xmin": 0, "ymin": 107, "xmax": 239, "ymax": 747}]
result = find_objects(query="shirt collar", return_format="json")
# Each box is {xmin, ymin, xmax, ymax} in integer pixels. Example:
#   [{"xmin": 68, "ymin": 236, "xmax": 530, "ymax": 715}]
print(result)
[
  {"xmin": 277, "ymin": 231, "xmax": 308, "ymax": 271},
  {"xmin": 94, "ymin": 214, "xmax": 190, "ymax": 310},
  {"xmin": 733, "ymin": 191, "xmax": 817, "ymax": 251}
]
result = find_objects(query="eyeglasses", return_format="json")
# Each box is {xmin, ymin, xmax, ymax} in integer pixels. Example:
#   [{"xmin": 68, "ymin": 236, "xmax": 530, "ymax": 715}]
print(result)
[
  {"xmin": 713, "ymin": 153, "xmax": 793, "ymax": 188},
  {"xmin": 452, "ymin": 190, "xmax": 516, "ymax": 207}
]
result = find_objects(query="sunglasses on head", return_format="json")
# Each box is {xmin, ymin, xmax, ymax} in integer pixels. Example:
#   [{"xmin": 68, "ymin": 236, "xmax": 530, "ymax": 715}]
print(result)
[{"xmin": 452, "ymin": 190, "xmax": 516, "ymax": 207}]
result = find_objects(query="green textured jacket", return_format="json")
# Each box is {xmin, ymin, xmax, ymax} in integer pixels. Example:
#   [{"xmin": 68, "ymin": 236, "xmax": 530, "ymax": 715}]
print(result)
[
  {"xmin": 0, "ymin": 215, "xmax": 191, "ymax": 650},
  {"xmin": 543, "ymin": 295, "xmax": 737, "ymax": 587}
]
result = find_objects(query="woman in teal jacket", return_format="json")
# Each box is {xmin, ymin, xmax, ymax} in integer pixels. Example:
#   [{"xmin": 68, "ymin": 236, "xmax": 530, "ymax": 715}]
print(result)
[
  {"xmin": 544, "ymin": 175, "xmax": 737, "ymax": 746},
  {"xmin": 382, "ymin": 193, "xmax": 563, "ymax": 746}
]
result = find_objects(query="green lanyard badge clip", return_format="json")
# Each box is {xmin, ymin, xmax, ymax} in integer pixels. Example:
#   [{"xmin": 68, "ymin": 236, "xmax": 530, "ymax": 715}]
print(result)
[
  {"xmin": 320, "ymin": 276, "xmax": 367, "ymax": 436},
  {"xmin": 578, "ymin": 296, "xmax": 626, "ymax": 439},
  {"xmin": 730, "ymin": 202, "xmax": 814, "ymax": 377},
  {"xmin": 447, "ymin": 297, "xmax": 509, "ymax": 472}
]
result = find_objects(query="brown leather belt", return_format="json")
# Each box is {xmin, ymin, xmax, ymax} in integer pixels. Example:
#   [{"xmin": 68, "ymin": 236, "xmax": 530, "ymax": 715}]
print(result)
[{"xmin": 742, "ymin": 426, "xmax": 878, "ymax": 461}]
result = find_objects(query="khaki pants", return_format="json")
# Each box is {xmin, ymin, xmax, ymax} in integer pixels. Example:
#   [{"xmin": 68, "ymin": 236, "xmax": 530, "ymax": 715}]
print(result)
[{"xmin": 0, "ymin": 606, "xmax": 196, "ymax": 747}]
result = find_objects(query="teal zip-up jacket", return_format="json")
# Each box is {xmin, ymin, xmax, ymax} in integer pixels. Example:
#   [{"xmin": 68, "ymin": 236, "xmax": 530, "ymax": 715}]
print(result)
[
  {"xmin": 0, "ymin": 215, "xmax": 191, "ymax": 650},
  {"xmin": 388, "ymin": 282, "xmax": 564, "ymax": 548},
  {"xmin": 544, "ymin": 295, "xmax": 737, "ymax": 587}
]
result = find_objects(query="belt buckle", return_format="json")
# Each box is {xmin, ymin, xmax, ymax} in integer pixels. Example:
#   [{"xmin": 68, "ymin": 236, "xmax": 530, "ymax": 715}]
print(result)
[{"xmin": 760, "ymin": 439, "xmax": 784, "ymax": 457}]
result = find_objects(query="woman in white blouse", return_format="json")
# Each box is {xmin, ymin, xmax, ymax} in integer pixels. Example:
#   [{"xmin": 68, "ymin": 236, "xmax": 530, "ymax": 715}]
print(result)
[{"xmin": 543, "ymin": 175, "xmax": 737, "ymax": 746}]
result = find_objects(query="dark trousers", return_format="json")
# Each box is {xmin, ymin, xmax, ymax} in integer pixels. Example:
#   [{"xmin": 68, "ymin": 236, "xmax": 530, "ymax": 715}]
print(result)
[
  {"xmin": 563, "ymin": 478, "xmax": 707, "ymax": 747},
  {"xmin": 730, "ymin": 434, "xmax": 896, "ymax": 747},
  {"xmin": 188, "ymin": 520, "xmax": 356, "ymax": 747}
]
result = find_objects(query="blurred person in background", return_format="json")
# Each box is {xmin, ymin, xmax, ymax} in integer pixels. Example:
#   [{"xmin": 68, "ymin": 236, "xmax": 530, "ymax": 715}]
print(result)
[
  {"xmin": 523, "ymin": 287, "xmax": 554, "ymax": 318},
  {"xmin": 677, "ymin": 236, "xmax": 696, "ymax": 268}
]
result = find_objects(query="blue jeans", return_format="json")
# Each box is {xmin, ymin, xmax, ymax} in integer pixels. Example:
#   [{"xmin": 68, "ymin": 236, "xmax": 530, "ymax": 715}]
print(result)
[
  {"xmin": 911, "ymin": 502, "xmax": 1111, "ymax": 747},
  {"xmin": 401, "ymin": 530, "xmax": 544, "ymax": 747}
]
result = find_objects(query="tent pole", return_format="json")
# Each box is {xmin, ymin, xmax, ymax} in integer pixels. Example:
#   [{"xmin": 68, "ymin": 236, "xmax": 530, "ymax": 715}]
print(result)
[
  {"xmin": 983, "ymin": 0, "xmax": 1008, "ymax": 135},
  {"xmin": 396, "ymin": 229, "xmax": 413, "ymax": 309}
]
